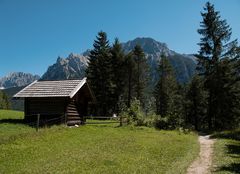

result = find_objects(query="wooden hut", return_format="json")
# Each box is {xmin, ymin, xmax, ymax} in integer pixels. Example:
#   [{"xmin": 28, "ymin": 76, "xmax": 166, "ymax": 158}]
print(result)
[{"xmin": 13, "ymin": 77, "xmax": 95, "ymax": 126}]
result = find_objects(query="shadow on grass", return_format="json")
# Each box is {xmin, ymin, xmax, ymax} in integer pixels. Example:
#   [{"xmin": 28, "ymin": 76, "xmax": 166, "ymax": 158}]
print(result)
[
  {"xmin": 0, "ymin": 118, "xmax": 25, "ymax": 124},
  {"xmin": 210, "ymin": 130, "xmax": 240, "ymax": 141},
  {"xmin": 0, "ymin": 118, "xmax": 61, "ymax": 127},
  {"xmin": 227, "ymin": 144, "xmax": 240, "ymax": 157},
  {"xmin": 216, "ymin": 163, "xmax": 240, "ymax": 174},
  {"xmin": 212, "ymin": 130, "xmax": 240, "ymax": 174}
]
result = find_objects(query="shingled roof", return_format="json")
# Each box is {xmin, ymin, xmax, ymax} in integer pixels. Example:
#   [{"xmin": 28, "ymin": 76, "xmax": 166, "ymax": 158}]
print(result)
[{"xmin": 14, "ymin": 78, "xmax": 87, "ymax": 98}]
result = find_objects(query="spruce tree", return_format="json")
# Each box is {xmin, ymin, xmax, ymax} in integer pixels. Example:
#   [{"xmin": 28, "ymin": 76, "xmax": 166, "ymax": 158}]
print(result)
[
  {"xmin": 86, "ymin": 31, "xmax": 113, "ymax": 116},
  {"xmin": 110, "ymin": 38, "xmax": 126, "ymax": 113},
  {"xmin": 132, "ymin": 45, "xmax": 149, "ymax": 106},
  {"xmin": 186, "ymin": 75, "xmax": 207, "ymax": 130},
  {"xmin": 196, "ymin": 2, "xmax": 240, "ymax": 129},
  {"xmin": 154, "ymin": 55, "xmax": 178, "ymax": 116},
  {"xmin": 124, "ymin": 52, "xmax": 137, "ymax": 107}
]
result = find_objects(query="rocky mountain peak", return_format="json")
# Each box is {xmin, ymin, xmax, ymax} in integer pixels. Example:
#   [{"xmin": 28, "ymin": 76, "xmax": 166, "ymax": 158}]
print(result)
[
  {"xmin": 0, "ymin": 72, "xmax": 40, "ymax": 88},
  {"xmin": 122, "ymin": 37, "xmax": 175, "ymax": 56},
  {"xmin": 121, "ymin": 37, "xmax": 196, "ymax": 84},
  {"xmin": 41, "ymin": 53, "xmax": 88, "ymax": 81}
]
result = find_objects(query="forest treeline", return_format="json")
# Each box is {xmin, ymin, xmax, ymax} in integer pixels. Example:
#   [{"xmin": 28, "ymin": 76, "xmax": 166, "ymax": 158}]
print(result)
[{"xmin": 86, "ymin": 2, "xmax": 240, "ymax": 131}]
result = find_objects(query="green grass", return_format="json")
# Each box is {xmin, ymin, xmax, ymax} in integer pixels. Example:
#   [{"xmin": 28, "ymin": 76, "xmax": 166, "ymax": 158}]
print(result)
[
  {"xmin": 211, "ymin": 130, "xmax": 240, "ymax": 174},
  {"xmin": 0, "ymin": 110, "xmax": 199, "ymax": 174},
  {"xmin": 0, "ymin": 110, "xmax": 36, "ymax": 144},
  {"xmin": 0, "ymin": 109, "xmax": 24, "ymax": 119}
]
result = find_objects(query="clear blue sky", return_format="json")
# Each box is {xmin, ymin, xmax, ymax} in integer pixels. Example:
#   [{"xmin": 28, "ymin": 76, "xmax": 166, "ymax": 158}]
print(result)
[{"xmin": 0, "ymin": 0, "xmax": 239, "ymax": 77}]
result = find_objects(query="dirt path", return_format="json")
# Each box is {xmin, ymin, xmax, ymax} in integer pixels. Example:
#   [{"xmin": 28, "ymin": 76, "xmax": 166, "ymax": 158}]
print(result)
[{"xmin": 187, "ymin": 135, "xmax": 215, "ymax": 174}]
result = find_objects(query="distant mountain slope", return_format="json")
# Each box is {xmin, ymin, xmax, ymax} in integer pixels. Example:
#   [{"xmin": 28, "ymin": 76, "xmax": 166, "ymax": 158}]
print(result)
[
  {"xmin": 41, "ymin": 37, "xmax": 196, "ymax": 84},
  {"xmin": 41, "ymin": 53, "xmax": 88, "ymax": 80},
  {"xmin": 3, "ymin": 86, "xmax": 25, "ymax": 111},
  {"xmin": 122, "ymin": 37, "xmax": 196, "ymax": 84},
  {"xmin": 0, "ymin": 72, "xmax": 40, "ymax": 89}
]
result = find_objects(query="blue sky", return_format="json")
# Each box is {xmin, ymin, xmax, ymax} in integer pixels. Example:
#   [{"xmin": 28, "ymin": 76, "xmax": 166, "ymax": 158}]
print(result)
[{"xmin": 0, "ymin": 0, "xmax": 239, "ymax": 77}]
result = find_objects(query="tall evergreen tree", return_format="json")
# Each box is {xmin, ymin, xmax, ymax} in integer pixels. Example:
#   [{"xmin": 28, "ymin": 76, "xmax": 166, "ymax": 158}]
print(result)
[
  {"xmin": 132, "ymin": 45, "xmax": 149, "ymax": 106},
  {"xmin": 196, "ymin": 2, "xmax": 240, "ymax": 129},
  {"xmin": 110, "ymin": 38, "xmax": 126, "ymax": 113},
  {"xmin": 185, "ymin": 75, "xmax": 207, "ymax": 130},
  {"xmin": 154, "ymin": 55, "xmax": 178, "ymax": 116},
  {"xmin": 86, "ymin": 31, "xmax": 113, "ymax": 116},
  {"xmin": 124, "ymin": 52, "xmax": 137, "ymax": 107}
]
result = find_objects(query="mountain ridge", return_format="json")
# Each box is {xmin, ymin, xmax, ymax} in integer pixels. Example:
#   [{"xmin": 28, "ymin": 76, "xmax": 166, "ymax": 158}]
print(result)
[
  {"xmin": 41, "ymin": 53, "xmax": 88, "ymax": 80},
  {"xmin": 121, "ymin": 37, "xmax": 196, "ymax": 84},
  {"xmin": 42, "ymin": 37, "xmax": 196, "ymax": 84},
  {"xmin": 0, "ymin": 72, "xmax": 40, "ymax": 89}
]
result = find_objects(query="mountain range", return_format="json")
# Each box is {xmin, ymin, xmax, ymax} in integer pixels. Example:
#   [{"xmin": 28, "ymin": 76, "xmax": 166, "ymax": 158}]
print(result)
[
  {"xmin": 1, "ymin": 37, "xmax": 197, "ymax": 111},
  {"xmin": 0, "ymin": 72, "xmax": 40, "ymax": 89},
  {"xmin": 122, "ymin": 37, "xmax": 196, "ymax": 85},
  {"xmin": 41, "ymin": 37, "xmax": 196, "ymax": 85},
  {"xmin": 1, "ymin": 38, "xmax": 197, "ymax": 88},
  {"xmin": 41, "ymin": 53, "xmax": 88, "ymax": 81}
]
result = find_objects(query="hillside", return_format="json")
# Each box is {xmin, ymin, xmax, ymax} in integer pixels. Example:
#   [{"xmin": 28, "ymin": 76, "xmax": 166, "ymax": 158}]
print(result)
[
  {"xmin": 122, "ymin": 37, "xmax": 196, "ymax": 84},
  {"xmin": 3, "ymin": 86, "xmax": 25, "ymax": 111}
]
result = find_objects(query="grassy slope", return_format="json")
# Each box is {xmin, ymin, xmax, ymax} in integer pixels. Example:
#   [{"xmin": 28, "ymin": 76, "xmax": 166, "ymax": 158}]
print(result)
[
  {"xmin": 0, "ymin": 110, "xmax": 199, "ymax": 174},
  {"xmin": 0, "ymin": 110, "xmax": 36, "ymax": 144},
  {"xmin": 211, "ymin": 130, "xmax": 240, "ymax": 174}
]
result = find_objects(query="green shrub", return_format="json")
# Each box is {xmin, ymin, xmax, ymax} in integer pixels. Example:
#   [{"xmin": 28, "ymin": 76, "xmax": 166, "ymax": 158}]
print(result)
[
  {"xmin": 119, "ymin": 99, "xmax": 185, "ymax": 130},
  {"xmin": 119, "ymin": 99, "xmax": 145, "ymax": 126}
]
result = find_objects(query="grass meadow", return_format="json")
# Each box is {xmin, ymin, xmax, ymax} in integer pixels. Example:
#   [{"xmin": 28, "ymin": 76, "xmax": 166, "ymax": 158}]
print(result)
[
  {"xmin": 0, "ymin": 109, "xmax": 199, "ymax": 174},
  {"xmin": 211, "ymin": 130, "xmax": 240, "ymax": 174}
]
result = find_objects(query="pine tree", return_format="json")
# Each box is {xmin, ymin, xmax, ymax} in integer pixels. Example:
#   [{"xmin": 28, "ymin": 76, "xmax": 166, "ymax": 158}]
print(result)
[
  {"xmin": 132, "ymin": 45, "xmax": 149, "ymax": 107},
  {"xmin": 186, "ymin": 75, "xmax": 207, "ymax": 130},
  {"xmin": 86, "ymin": 31, "xmax": 113, "ymax": 116},
  {"xmin": 154, "ymin": 55, "xmax": 178, "ymax": 116},
  {"xmin": 110, "ymin": 38, "xmax": 126, "ymax": 113},
  {"xmin": 124, "ymin": 52, "xmax": 137, "ymax": 107},
  {"xmin": 196, "ymin": 2, "xmax": 240, "ymax": 129}
]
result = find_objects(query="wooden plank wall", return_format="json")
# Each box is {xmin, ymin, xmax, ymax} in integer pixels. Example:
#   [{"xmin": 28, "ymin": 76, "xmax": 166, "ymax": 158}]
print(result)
[{"xmin": 26, "ymin": 97, "xmax": 67, "ymax": 115}]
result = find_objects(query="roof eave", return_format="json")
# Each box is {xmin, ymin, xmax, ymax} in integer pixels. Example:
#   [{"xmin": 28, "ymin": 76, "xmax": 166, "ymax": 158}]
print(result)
[
  {"xmin": 69, "ymin": 77, "xmax": 87, "ymax": 98},
  {"xmin": 13, "ymin": 80, "xmax": 38, "ymax": 99}
]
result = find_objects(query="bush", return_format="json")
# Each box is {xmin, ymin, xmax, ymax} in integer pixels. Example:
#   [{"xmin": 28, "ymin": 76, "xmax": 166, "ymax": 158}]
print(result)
[
  {"xmin": 119, "ymin": 99, "xmax": 145, "ymax": 126},
  {"xmin": 119, "ymin": 99, "xmax": 185, "ymax": 130},
  {"xmin": 154, "ymin": 116, "xmax": 170, "ymax": 129},
  {"xmin": 154, "ymin": 114, "xmax": 184, "ymax": 130}
]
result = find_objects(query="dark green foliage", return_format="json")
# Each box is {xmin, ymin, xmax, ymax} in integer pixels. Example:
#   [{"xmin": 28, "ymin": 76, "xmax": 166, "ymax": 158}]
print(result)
[
  {"xmin": 3, "ymin": 86, "xmax": 25, "ymax": 111},
  {"xmin": 110, "ymin": 38, "xmax": 126, "ymax": 113},
  {"xmin": 120, "ymin": 99, "xmax": 145, "ymax": 125},
  {"xmin": 168, "ymin": 54, "xmax": 196, "ymax": 83},
  {"xmin": 196, "ymin": 2, "xmax": 240, "ymax": 130},
  {"xmin": 86, "ymin": 31, "xmax": 113, "ymax": 116},
  {"xmin": 121, "ymin": 45, "xmax": 149, "ymax": 109},
  {"xmin": 132, "ymin": 45, "xmax": 149, "ymax": 107},
  {"xmin": 154, "ymin": 56, "xmax": 178, "ymax": 116},
  {"xmin": 0, "ymin": 90, "xmax": 11, "ymax": 109},
  {"xmin": 185, "ymin": 75, "xmax": 207, "ymax": 130},
  {"xmin": 124, "ymin": 52, "xmax": 137, "ymax": 107},
  {"xmin": 122, "ymin": 37, "xmax": 197, "ymax": 84},
  {"xmin": 86, "ymin": 32, "xmax": 150, "ymax": 116}
]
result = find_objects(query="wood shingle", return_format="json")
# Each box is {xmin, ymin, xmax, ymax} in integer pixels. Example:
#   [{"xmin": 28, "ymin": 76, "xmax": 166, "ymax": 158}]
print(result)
[{"xmin": 14, "ymin": 78, "xmax": 87, "ymax": 98}]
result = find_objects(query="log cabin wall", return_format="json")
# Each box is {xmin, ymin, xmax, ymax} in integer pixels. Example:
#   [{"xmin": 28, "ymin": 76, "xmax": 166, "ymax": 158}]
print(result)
[
  {"xmin": 14, "ymin": 78, "xmax": 95, "ymax": 126},
  {"xmin": 24, "ymin": 97, "xmax": 68, "ymax": 123}
]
